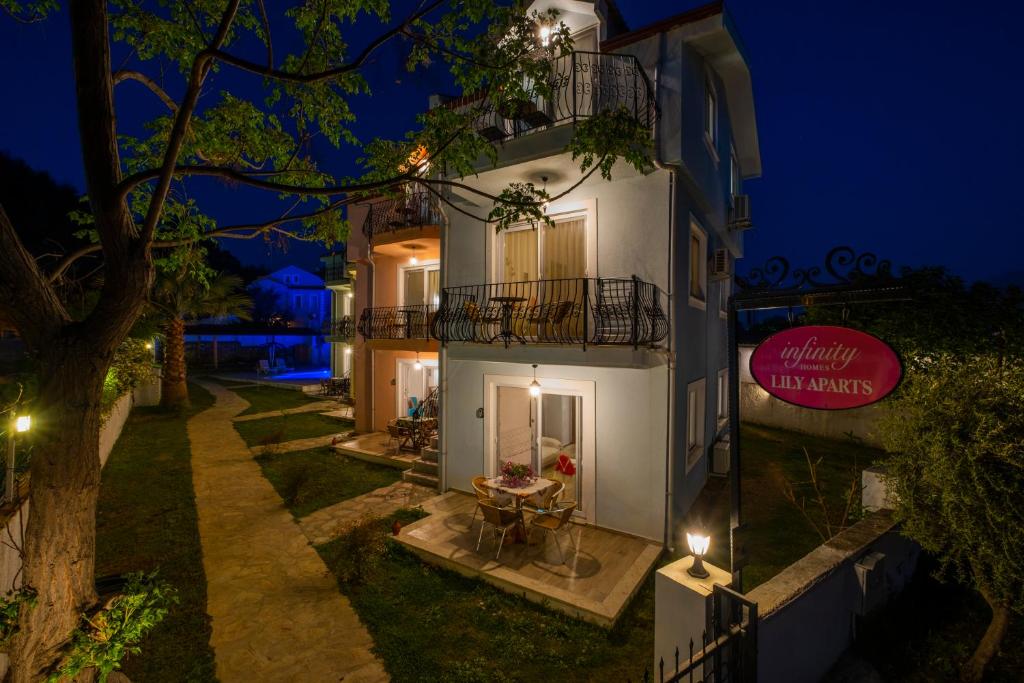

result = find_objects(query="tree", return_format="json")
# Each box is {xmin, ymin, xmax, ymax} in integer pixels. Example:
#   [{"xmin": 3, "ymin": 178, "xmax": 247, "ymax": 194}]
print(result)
[
  {"xmin": 151, "ymin": 269, "xmax": 252, "ymax": 409},
  {"xmin": 0, "ymin": 0, "xmax": 650, "ymax": 678},
  {"xmin": 878, "ymin": 354, "xmax": 1023, "ymax": 682}
]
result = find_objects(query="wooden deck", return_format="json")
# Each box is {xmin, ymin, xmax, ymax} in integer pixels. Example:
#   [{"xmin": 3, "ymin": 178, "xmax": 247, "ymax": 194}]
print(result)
[
  {"xmin": 332, "ymin": 431, "xmax": 418, "ymax": 469},
  {"xmin": 397, "ymin": 491, "xmax": 663, "ymax": 627}
]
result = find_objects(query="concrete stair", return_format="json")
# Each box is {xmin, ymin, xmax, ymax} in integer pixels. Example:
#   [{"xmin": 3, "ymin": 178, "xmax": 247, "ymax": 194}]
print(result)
[{"xmin": 402, "ymin": 443, "xmax": 440, "ymax": 489}]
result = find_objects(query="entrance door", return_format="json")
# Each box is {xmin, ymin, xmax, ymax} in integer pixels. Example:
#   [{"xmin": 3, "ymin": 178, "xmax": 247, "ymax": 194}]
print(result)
[{"xmin": 396, "ymin": 358, "xmax": 438, "ymax": 418}]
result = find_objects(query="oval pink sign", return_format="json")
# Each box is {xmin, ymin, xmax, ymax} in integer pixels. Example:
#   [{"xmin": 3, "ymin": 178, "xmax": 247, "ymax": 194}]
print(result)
[{"xmin": 749, "ymin": 325, "xmax": 902, "ymax": 410}]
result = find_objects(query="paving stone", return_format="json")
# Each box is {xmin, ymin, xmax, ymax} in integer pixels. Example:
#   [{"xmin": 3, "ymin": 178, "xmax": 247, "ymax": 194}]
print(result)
[{"xmin": 189, "ymin": 381, "xmax": 388, "ymax": 682}]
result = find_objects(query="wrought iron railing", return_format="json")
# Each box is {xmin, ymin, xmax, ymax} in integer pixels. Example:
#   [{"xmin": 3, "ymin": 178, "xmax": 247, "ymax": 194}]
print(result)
[
  {"xmin": 357, "ymin": 305, "xmax": 436, "ymax": 340},
  {"xmin": 322, "ymin": 316, "xmax": 356, "ymax": 341},
  {"xmin": 446, "ymin": 51, "xmax": 656, "ymax": 144},
  {"xmin": 430, "ymin": 277, "xmax": 668, "ymax": 349},
  {"xmin": 362, "ymin": 189, "xmax": 444, "ymax": 243}
]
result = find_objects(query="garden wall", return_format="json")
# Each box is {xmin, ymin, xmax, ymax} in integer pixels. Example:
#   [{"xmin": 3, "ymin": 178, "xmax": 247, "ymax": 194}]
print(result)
[
  {"xmin": 739, "ymin": 345, "xmax": 886, "ymax": 446},
  {"xmin": 747, "ymin": 510, "xmax": 919, "ymax": 683}
]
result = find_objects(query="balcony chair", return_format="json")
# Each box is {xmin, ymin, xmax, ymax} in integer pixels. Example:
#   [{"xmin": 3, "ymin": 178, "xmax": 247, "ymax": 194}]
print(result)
[
  {"xmin": 522, "ymin": 479, "xmax": 565, "ymax": 515},
  {"xmin": 475, "ymin": 501, "xmax": 524, "ymax": 561},
  {"xmin": 527, "ymin": 300, "xmax": 574, "ymax": 343},
  {"xmin": 528, "ymin": 501, "xmax": 580, "ymax": 564}
]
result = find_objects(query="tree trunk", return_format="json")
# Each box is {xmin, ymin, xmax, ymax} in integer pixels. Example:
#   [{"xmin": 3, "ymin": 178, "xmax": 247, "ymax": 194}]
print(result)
[
  {"xmin": 160, "ymin": 317, "xmax": 189, "ymax": 410},
  {"xmin": 9, "ymin": 346, "xmax": 109, "ymax": 682},
  {"xmin": 961, "ymin": 591, "xmax": 1011, "ymax": 683}
]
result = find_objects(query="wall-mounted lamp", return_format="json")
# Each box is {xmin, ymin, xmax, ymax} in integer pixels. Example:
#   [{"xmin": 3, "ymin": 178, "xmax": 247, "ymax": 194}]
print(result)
[
  {"xmin": 539, "ymin": 25, "xmax": 551, "ymax": 47},
  {"xmin": 686, "ymin": 531, "xmax": 711, "ymax": 579},
  {"xmin": 14, "ymin": 415, "xmax": 31, "ymax": 433},
  {"xmin": 529, "ymin": 364, "xmax": 541, "ymax": 397},
  {"xmin": 344, "ymin": 347, "xmax": 352, "ymax": 355}
]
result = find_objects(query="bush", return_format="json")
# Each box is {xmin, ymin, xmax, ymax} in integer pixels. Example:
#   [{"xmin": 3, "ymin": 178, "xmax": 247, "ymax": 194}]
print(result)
[
  {"xmin": 332, "ymin": 515, "xmax": 391, "ymax": 585},
  {"xmin": 102, "ymin": 339, "xmax": 156, "ymax": 414}
]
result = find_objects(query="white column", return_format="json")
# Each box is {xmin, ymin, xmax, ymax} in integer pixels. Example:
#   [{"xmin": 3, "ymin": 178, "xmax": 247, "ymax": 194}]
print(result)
[{"xmin": 653, "ymin": 557, "xmax": 732, "ymax": 678}]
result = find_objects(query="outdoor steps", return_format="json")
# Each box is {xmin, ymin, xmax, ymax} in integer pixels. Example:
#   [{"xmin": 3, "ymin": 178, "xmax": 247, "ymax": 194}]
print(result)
[
  {"xmin": 420, "ymin": 446, "xmax": 439, "ymax": 463},
  {"xmin": 403, "ymin": 446, "xmax": 440, "ymax": 488},
  {"xmin": 402, "ymin": 468, "xmax": 438, "ymax": 488}
]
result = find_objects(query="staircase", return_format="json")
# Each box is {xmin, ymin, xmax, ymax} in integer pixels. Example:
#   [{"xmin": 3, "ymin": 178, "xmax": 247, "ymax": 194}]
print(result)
[{"xmin": 402, "ymin": 434, "xmax": 439, "ymax": 489}]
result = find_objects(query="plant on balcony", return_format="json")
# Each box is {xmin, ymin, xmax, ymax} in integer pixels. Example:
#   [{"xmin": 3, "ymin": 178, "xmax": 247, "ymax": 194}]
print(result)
[
  {"xmin": 500, "ymin": 461, "xmax": 536, "ymax": 489},
  {"xmin": 0, "ymin": 1, "xmax": 658, "ymax": 674}
]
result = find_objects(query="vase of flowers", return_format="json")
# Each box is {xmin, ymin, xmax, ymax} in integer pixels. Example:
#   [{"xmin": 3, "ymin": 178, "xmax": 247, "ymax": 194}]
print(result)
[{"xmin": 500, "ymin": 461, "xmax": 536, "ymax": 488}]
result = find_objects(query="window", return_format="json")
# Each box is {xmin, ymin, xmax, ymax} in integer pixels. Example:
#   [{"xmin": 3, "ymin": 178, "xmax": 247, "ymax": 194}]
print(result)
[
  {"xmin": 688, "ymin": 219, "xmax": 707, "ymax": 309},
  {"xmin": 717, "ymin": 369, "xmax": 729, "ymax": 428},
  {"xmin": 499, "ymin": 213, "xmax": 587, "ymax": 282},
  {"xmin": 719, "ymin": 278, "xmax": 730, "ymax": 319},
  {"xmin": 293, "ymin": 295, "xmax": 302, "ymax": 310},
  {"xmin": 401, "ymin": 263, "xmax": 441, "ymax": 307},
  {"xmin": 730, "ymin": 145, "xmax": 741, "ymax": 200},
  {"xmin": 704, "ymin": 78, "xmax": 718, "ymax": 151},
  {"xmin": 686, "ymin": 378, "xmax": 707, "ymax": 472}
]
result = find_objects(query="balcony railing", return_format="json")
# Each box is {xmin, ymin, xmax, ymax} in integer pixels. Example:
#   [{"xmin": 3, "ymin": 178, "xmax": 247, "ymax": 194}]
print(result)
[
  {"xmin": 323, "ymin": 316, "xmax": 356, "ymax": 341},
  {"xmin": 357, "ymin": 305, "xmax": 436, "ymax": 341},
  {"xmin": 430, "ymin": 277, "xmax": 668, "ymax": 349},
  {"xmin": 447, "ymin": 51, "xmax": 655, "ymax": 144},
  {"xmin": 363, "ymin": 189, "xmax": 444, "ymax": 244}
]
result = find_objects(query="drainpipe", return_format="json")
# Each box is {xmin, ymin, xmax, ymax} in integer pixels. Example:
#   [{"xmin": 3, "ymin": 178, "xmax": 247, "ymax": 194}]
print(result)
[
  {"xmin": 650, "ymin": 36, "xmax": 681, "ymax": 552},
  {"xmin": 438, "ymin": 195, "xmax": 449, "ymax": 492}
]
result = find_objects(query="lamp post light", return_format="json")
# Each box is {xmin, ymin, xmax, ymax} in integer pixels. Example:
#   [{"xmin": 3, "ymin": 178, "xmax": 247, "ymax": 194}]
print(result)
[
  {"xmin": 6, "ymin": 414, "xmax": 31, "ymax": 504},
  {"xmin": 686, "ymin": 531, "xmax": 711, "ymax": 579}
]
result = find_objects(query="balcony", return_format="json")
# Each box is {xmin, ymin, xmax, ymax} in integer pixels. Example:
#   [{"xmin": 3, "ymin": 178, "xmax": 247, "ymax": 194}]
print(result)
[
  {"xmin": 430, "ymin": 277, "xmax": 668, "ymax": 349},
  {"xmin": 321, "ymin": 252, "xmax": 350, "ymax": 286},
  {"xmin": 447, "ymin": 51, "xmax": 655, "ymax": 144},
  {"xmin": 322, "ymin": 316, "xmax": 356, "ymax": 342},
  {"xmin": 357, "ymin": 305, "xmax": 436, "ymax": 341},
  {"xmin": 362, "ymin": 190, "xmax": 444, "ymax": 245}
]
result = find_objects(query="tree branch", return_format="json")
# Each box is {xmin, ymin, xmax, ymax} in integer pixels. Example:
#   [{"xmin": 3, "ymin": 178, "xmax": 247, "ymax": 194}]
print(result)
[
  {"xmin": 112, "ymin": 69, "xmax": 178, "ymax": 111},
  {"xmin": 256, "ymin": 0, "xmax": 273, "ymax": 69}
]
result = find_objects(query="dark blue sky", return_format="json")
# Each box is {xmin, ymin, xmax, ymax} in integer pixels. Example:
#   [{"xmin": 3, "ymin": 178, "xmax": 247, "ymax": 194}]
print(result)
[{"xmin": 1, "ymin": 1, "xmax": 1022, "ymax": 284}]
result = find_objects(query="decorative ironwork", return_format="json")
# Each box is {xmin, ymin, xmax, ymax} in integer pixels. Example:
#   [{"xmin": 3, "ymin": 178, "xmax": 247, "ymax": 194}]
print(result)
[
  {"xmin": 363, "ymin": 188, "xmax": 444, "ymax": 243},
  {"xmin": 357, "ymin": 305, "xmax": 435, "ymax": 340},
  {"xmin": 446, "ymin": 51, "xmax": 656, "ymax": 144},
  {"xmin": 736, "ymin": 247, "xmax": 894, "ymax": 293},
  {"xmin": 652, "ymin": 584, "xmax": 758, "ymax": 683},
  {"xmin": 322, "ymin": 316, "xmax": 356, "ymax": 341},
  {"xmin": 431, "ymin": 276, "xmax": 668, "ymax": 349}
]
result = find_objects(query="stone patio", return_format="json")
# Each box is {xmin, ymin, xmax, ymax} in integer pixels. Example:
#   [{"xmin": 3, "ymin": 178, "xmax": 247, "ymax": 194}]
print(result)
[{"xmin": 299, "ymin": 480, "xmax": 437, "ymax": 545}]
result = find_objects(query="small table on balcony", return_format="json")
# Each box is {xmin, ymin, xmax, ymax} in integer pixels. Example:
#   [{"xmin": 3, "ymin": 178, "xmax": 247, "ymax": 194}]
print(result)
[{"xmin": 488, "ymin": 296, "xmax": 527, "ymax": 347}]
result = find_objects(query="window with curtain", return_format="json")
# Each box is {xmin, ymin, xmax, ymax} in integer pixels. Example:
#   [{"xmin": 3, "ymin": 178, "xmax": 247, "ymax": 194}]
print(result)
[{"xmin": 500, "ymin": 214, "xmax": 586, "ymax": 282}]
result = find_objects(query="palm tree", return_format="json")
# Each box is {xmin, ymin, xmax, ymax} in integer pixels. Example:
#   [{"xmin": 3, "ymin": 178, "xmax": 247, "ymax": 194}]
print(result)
[{"xmin": 153, "ymin": 270, "xmax": 252, "ymax": 409}]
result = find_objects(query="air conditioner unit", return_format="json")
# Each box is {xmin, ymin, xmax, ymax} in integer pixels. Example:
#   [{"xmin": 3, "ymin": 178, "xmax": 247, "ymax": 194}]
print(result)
[
  {"xmin": 729, "ymin": 194, "xmax": 753, "ymax": 231},
  {"xmin": 710, "ymin": 248, "xmax": 731, "ymax": 280},
  {"xmin": 711, "ymin": 436, "xmax": 731, "ymax": 476}
]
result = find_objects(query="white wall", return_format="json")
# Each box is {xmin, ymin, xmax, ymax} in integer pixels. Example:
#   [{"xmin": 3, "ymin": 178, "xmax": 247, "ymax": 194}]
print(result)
[{"xmin": 445, "ymin": 357, "xmax": 667, "ymax": 540}]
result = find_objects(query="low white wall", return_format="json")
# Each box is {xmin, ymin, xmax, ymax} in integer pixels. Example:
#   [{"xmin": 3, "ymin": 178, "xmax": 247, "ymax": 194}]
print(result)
[
  {"xmin": 739, "ymin": 345, "xmax": 885, "ymax": 447},
  {"xmin": 746, "ymin": 512, "xmax": 919, "ymax": 683}
]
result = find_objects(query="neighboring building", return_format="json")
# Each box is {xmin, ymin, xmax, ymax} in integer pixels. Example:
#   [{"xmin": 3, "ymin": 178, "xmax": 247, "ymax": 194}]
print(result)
[
  {"xmin": 321, "ymin": 249, "xmax": 356, "ymax": 382},
  {"xmin": 185, "ymin": 266, "xmax": 331, "ymax": 368},
  {"xmin": 426, "ymin": 0, "xmax": 760, "ymax": 548}
]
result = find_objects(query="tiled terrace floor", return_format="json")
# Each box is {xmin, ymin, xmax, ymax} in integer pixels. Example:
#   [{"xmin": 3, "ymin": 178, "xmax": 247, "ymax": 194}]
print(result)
[
  {"xmin": 397, "ymin": 491, "xmax": 662, "ymax": 627},
  {"xmin": 333, "ymin": 431, "xmax": 419, "ymax": 469}
]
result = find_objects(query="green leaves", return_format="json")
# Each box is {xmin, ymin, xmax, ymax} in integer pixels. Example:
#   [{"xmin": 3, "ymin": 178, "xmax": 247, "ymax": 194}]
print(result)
[
  {"xmin": 0, "ymin": 586, "xmax": 37, "ymax": 647},
  {"xmin": 568, "ymin": 107, "xmax": 653, "ymax": 181},
  {"xmin": 487, "ymin": 182, "xmax": 551, "ymax": 232},
  {"xmin": 0, "ymin": 0, "xmax": 57, "ymax": 22}
]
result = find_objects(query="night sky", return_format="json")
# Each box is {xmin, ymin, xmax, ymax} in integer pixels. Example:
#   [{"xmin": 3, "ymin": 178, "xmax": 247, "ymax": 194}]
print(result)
[{"xmin": 1, "ymin": 1, "xmax": 1022, "ymax": 284}]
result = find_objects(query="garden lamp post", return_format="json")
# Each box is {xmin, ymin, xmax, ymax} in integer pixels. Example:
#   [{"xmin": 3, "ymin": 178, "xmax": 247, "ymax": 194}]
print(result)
[
  {"xmin": 5, "ymin": 414, "xmax": 30, "ymax": 503},
  {"xmin": 686, "ymin": 531, "xmax": 711, "ymax": 579}
]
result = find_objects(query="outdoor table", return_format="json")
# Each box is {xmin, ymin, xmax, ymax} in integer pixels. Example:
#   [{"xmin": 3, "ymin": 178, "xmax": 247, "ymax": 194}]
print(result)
[
  {"xmin": 483, "ymin": 476, "xmax": 557, "ymax": 543},
  {"xmin": 487, "ymin": 296, "xmax": 528, "ymax": 347}
]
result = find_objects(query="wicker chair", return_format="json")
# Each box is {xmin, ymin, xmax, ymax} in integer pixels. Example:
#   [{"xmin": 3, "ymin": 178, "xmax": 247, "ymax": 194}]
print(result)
[
  {"xmin": 469, "ymin": 476, "xmax": 509, "ymax": 529},
  {"xmin": 528, "ymin": 501, "xmax": 579, "ymax": 564},
  {"xmin": 522, "ymin": 480, "xmax": 564, "ymax": 514},
  {"xmin": 475, "ymin": 501, "xmax": 524, "ymax": 560}
]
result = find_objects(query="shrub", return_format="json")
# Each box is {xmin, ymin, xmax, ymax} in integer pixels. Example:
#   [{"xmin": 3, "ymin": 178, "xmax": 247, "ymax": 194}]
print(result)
[{"xmin": 333, "ymin": 515, "xmax": 390, "ymax": 585}]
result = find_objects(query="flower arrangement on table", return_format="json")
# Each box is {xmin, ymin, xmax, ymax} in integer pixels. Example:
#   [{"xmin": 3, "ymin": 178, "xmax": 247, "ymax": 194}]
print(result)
[{"xmin": 500, "ymin": 461, "xmax": 536, "ymax": 488}]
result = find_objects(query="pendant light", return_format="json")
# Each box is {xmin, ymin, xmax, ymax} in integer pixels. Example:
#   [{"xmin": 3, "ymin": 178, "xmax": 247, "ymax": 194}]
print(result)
[
  {"xmin": 529, "ymin": 364, "xmax": 541, "ymax": 397},
  {"xmin": 414, "ymin": 352, "xmax": 422, "ymax": 371}
]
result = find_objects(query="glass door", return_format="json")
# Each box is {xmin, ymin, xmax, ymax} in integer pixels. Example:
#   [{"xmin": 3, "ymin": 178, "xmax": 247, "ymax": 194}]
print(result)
[
  {"xmin": 538, "ymin": 392, "xmax": 583, "ymax": 507},
  {"xmin": 496, "ymin": 386, "xmax": 535, "ymax": 472}
]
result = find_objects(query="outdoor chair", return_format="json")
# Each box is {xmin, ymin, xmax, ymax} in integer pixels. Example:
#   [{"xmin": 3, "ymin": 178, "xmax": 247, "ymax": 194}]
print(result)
[
  {"xmin": 528, "ymin": 501, "xmax": 579, "ymax": 564},
  {"xmin": 256, "ymin": 359, "xmax": 271, "ymax": 377},
  {"xmin": 475, "ymin": 501, "xmax": 524, "ymax": 561},
  {"xmin": 273, "ymin": 357, "xmax": 293, "ymax": 373},
  {"xmin": 469, "ymin": 475, "xmax": 512, "ymax": 530},
  {"xmin": 522, "ymin": 480, "xmax": 565, "ymax": 515},
  {"xmin": 527, "ymin": 300, "xmax": 574, "ymax": 342},
  {"xmin": 384, "ymin": 423, "xmax": 404, "ymax": 454}
]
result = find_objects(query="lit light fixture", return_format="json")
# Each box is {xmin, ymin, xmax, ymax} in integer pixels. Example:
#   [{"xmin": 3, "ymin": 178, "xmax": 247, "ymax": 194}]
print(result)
[
  {"xmin": 529, "ymin": 364, "xmax": 541, "ymax": 397},
  {"xmin": 539, "ymin": 24, "xmax": 551, "ymax": 47},
  {"xmin": 686, "ymin": 531, "xmax": 711, "ymax": 579},
  {"xmin": 414, "ymin": 353, "xmax": 422, "ymax": 371},
  {"xmin": 144, "ymin": 342, "xmax": 153, "ymax": 350},
  {"xmin": 344, "ymin": 347, "xmax": 352, "ymax": 355},
  {"xmin": 14, "ymin": 415, "xmax": 31, "ymax": 433},
  {"xmin": 345, "ymin": 292, "xmax": 353, "ymax": 299},
  {"xmin": 409, "ymin": 256, "xmax": 419, "ymax": 265},
  {"xmin": 404, "ymin": 244, "xmax": 426, "ymax": 265}
]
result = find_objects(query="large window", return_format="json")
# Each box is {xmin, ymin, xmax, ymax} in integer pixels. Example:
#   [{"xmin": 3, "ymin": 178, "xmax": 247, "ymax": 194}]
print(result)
[
  {"xmin": 689, "ymin": 219, "xmax": 707, "ymax": 309},
  {"xmin": 687, "ymin": 378, "xmax": 707, "ymax": 472},
  {"xmin": 400, "ymin": 263, "xmax": 441, "ymax": 307},
  {"xmin": 499, "ymin": 213, "xmax": 587, "ymax": 282}
]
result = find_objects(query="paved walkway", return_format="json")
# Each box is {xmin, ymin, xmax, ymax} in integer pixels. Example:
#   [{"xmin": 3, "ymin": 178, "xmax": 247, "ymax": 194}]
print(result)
[
  {"xmin": 189, "ymin": 381, "xmax": 387, "ymax": 682},
  {"xmin": 250, "ymin": 433, "xmax": 341, "ymax": 456},
  {"xmin": 299, "ymin": 481, "xmax": 437, "ymax": 546},
  {"xmin": 232, "ymin": 400, "xmax": 340, "ymax": 423}
]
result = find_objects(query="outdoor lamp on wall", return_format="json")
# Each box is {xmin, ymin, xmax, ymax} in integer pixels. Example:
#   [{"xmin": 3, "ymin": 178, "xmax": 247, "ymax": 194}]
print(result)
[
  {"xmin": 344, "ymin": 347, "xmax": 352, "ymax": 355},
  {"xmin": 686, "ymin": 531, "xmax": 711, "ymax": 579},
  {"xmin": 6, "ymin": 414, "xmax": 31, "ymax": 504},
  {"xmin": 529, "ymin": 364, "xmax": 541, "ymax": 397},
  {"xmin": 539, "ymin": 24, "xmax": 551, "ymax": 47},
  {"xmin": 14, "ymin": 415, "xmax": 31, "ymax": 433}
]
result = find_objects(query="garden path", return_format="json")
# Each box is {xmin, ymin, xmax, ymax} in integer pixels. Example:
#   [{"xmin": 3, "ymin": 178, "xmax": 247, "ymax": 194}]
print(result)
[
  {"xmin": 188, "ymin": 381, "xmax": 387, "ymax": 682},
  {"xmin": 231, "ymin": 400, "xmax": 338, "ymax": 422},
  {"xmin": 299, "ymin": 481, "xmax": 437, "ymax": 545},
  {"xmin": 250, "ymin": 433, "xmax": 341, "ymax": 456}
]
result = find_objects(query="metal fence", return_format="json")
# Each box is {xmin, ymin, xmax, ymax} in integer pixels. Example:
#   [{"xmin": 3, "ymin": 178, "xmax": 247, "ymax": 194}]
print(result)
[
  {"xmin": 430, "ymin": 276, "xmax": 668, "ymax": 349},
  {"xmin": 363, "ymin": 189, "xmax": 444, "ymax": 243},
  {"xmin": 322, "ymin": 316, "xmax": 356, "ymax": 341},
  {"xmin": 357, "ymin": 305, "xmax": 436, "ymax": 340},
  {"xmin": 449, "ymin": 51, "xmax": 655, "ymax": 143},
  {"xmin": 654, "ymin": 585, "xmax": 758, "ymax": 683}
]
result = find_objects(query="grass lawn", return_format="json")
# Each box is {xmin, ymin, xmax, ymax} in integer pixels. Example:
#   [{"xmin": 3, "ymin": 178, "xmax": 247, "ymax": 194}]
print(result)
[
  {"xmin": 95, "ymin": 382, "xmax": 217, "ymax": 682},
  {"xmin": 689, "ymin": 424, "xmax": 884, "ymax": 591},
  {"xmin": 256, "ymin": 446, "xmax": 402, "ymax": 518},
  {"xmin": 317, "ymin": 511, "xmax": 657, "ymax": 683},
  {"xmin": 228, "ymin": 384, "xmax": 324, "ymax": 416},
  {"xmin": 233, "ymin": 412, "xmax": 353, "ymax": 447},
  {"xmin": 845, "ymin": 557, "xmax": 1024, "ymax": 682}
]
